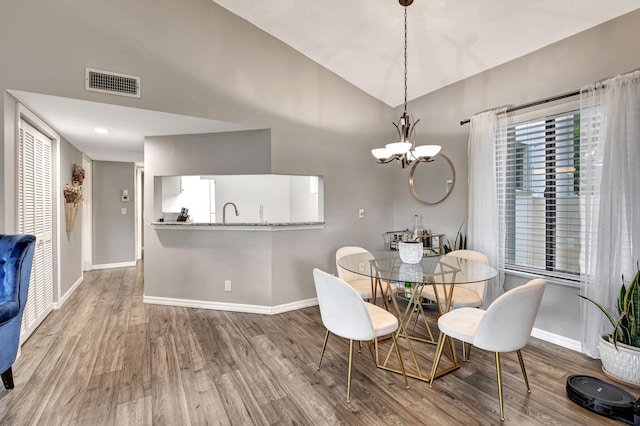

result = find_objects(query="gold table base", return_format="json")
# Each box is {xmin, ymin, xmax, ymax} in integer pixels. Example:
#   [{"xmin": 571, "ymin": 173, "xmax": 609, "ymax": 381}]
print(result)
[{"xmin": 370, "ymin": 275, "xmax": 461, "ymax": 383}]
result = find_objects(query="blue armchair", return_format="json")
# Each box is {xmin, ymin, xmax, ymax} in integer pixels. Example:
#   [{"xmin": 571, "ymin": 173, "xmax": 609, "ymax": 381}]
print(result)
[{"xmin": 0, "ymin": 234, "xmax": 36, "ymax": 390}]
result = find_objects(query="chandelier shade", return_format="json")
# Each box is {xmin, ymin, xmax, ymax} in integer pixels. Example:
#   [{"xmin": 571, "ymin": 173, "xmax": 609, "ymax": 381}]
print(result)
[
  {"xmin": 371, "ymin": 147, "xmax": 393, "ymax": 161},
  {"xmin": 413, "ymin": 144, "xmax": 441, "ymax": 159},
  {"xmin": 372, "ymin": 0, "xmax": 441, "ymax": 168},
  {"xmin": 386, "ymin": 142, "xmax": 412, "ymax": 156}
]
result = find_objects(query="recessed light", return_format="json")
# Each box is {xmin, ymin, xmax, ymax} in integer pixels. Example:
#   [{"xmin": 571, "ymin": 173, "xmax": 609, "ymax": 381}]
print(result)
[{"xmin": 94, "ymin": 127, "xmax": 109, "ymax": 134}]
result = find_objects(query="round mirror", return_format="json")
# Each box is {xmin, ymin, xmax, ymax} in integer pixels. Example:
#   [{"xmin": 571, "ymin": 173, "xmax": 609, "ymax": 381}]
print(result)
[{"xmin": 409, "ymin": 154, "xmax": 455, "ymax": 205}]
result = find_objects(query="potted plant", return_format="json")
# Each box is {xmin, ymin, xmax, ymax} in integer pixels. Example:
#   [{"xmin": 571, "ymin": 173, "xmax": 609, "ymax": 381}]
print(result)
[
  {"xmin": 443, "ymin": 224, "xmax": 466, "ymax": 254},
  {"xmin": 579, "ymin": 264, "xmax": 640, "ymax": 385}
]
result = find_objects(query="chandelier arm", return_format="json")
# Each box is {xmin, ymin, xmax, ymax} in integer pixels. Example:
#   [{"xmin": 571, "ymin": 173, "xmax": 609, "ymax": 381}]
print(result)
[
  {"xmin": 410, "ymin": 118, "xmax": 420, "ymax": 141},
  {"xmin": 374, "ymin": 156, "xmax": 396, "ymax": 164},
  {"xmin": 392, "ymin": 121, "xmax": 401, "ymax": 139}
]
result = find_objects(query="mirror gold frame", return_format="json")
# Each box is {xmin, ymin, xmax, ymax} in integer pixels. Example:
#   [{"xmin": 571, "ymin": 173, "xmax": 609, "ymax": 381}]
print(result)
[{"xmin": 409, "ymin": 153, "xmax": 455, "ymax": 205}]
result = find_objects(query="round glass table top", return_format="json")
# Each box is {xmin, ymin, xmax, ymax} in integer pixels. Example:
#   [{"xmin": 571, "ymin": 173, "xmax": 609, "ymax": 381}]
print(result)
[{"xmin": 337, "ymin": 251, "xmax": 497, "ymax": 284}]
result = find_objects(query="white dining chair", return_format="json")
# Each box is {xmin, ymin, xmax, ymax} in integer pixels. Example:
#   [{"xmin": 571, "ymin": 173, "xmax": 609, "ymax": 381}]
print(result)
[
  {"xmin": 429, "ymin": 278, "xmax": 546, "ymax": 421},
  {"xmin": 336, "ymin": 246, "xmax": 399, "ymax": 314},
  {"xmin": 421, "ymin": 249, "xmax": 489, "ymax": 309},
  {"xmin": 313, "ymin": 268, "xmax": 409, "ymax": 403},
  {"xmin": 336, "ymin": 246, "xmax": 378, "ymax": 300},
  {"xmin": 421, "ymin": 249, "xmax": 489, "ymax": 360}
]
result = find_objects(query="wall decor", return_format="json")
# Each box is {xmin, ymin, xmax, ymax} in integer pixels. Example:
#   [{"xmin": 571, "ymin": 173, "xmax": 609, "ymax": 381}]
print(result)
[{"xmin": 64, "ymin": 164, "xmax": 85, "ymax": 232}]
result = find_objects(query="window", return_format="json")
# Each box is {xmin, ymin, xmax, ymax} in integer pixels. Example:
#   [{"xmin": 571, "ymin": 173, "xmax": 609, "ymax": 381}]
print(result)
[{"xmin": 503, "ymin": 110, "xmax": 581, "ymax": 279}]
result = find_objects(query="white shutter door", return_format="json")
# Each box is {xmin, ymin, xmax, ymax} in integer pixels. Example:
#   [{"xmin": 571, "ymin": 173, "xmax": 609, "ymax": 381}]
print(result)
[{"xmin": 18, "ymin": 120, "xmax": 54, "ymax": 342}]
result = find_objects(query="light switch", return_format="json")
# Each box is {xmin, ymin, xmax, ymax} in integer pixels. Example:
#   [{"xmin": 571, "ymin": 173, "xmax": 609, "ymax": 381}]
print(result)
[
  {"xmin": 121, "ymin": 207, "xmax": 127, "ymax": 215},
  {"xmin": 358, "ymin": 208, "xmax": 365, "ymax": 218}
]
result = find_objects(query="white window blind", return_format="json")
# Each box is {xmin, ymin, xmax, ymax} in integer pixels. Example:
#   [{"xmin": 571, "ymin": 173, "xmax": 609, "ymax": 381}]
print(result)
[{"xmin": 501, "ymin": 110, "xmax": 582, "ymax": 280}]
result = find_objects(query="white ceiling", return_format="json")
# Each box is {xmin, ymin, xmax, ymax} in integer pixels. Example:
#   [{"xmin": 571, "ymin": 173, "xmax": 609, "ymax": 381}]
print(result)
[
  {"xmin": 212, "ymin": 0, "xmax": 640, "ymax": 107},
  {"xmin": 10, "ymin": 90, "xmax": 259, "ymax": 164},
  {"xmin": 10, "ymin": 1, "xmax": 640, "ymax": 163}
]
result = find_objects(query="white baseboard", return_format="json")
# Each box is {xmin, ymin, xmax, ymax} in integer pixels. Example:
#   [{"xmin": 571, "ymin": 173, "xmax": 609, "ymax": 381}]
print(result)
[
  {"xmin": 531, "ymin": 327, "xmax": 582, "ymax": 353},
  {"xmin": 271, "ymin": 298, "xmax": 319, "ymax": 314},
  {"xmin": 55, "ymin": 275, "xmax": 83, "ymax": 309},
  {"xmin": 143, "ymin": 295, "xmax": 318, "ymax": 315},
  {"xmin": 92, "ymin": 261, "xmax": 137, "ymax": 270}
]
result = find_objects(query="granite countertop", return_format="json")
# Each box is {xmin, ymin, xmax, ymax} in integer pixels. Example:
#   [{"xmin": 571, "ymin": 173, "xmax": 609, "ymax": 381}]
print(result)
[{"xmin": 151, "ymin": 221, "xmax": 325, "ymax": 230}]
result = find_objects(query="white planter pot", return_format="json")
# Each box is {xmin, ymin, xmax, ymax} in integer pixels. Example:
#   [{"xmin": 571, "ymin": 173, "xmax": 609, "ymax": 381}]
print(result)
[
  {"xmin": 599, "ymin": 335, "xmax": 640, "ymax": 386},
  {"xmin": 398, "ymin": 241, "xmax": 423, "ymax": 264}
]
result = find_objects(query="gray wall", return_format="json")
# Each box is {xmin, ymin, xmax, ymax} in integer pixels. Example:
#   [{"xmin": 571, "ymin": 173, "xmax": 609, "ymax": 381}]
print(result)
[
  {"xmin": 59, "ymin": 137, "xmax": 84, "ymax": 296},
  {"xmin": 1, "ymin": 0, "xmax": 392, "ymax": 301},
  {"xmin": 93, "ymin": 161, "xmax": 136, "ymax": 265},
  {"xmin": 393, "ymin": 8, "xmax": 640, "ymax": 341},
  {"xmin": 145, "ymin": 130, "xmax": 274, "ymax": 302},
  {"xmin": 145, "ymin": 126, "xmax": 392, "ymax": 306}
]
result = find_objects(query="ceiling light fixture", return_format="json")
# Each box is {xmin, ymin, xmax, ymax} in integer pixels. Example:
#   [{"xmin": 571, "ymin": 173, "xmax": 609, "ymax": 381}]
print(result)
[
  {"xmin": 93, "ymin": 127, "xmax": 109, "ymax": 134},
  {"xmin": 371, "ymin": 0, "xmax": 441, "ymax": 168}
]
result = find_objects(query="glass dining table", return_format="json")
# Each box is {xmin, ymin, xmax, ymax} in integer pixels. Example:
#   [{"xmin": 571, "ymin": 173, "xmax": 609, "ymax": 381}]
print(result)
[{"xmin": 337, "ymin": 250, "xmax": 497, "ymax": 383}]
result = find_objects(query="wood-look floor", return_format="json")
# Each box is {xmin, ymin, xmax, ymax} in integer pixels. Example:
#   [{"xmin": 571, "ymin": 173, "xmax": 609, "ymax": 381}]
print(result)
[{"xmin": 0, "ymin": 262, "xmax": 628, "ymax": 425}]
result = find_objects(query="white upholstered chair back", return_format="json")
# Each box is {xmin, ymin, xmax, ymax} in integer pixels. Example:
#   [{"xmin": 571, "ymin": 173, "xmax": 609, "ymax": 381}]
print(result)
[
  {"xmin": 447, "ymin": 249, "xmax": 489, "ymax": 304},
  {"xmin": 473, "ymin": 278, "xmax": 546, "ymax": 352},
  {"xmin": 336, "ymin": 246, "xmax": 373, "ymax": 283},
  {"xmin": 313, "ymin": 268, "xmax": 375, "ymax": 342}
]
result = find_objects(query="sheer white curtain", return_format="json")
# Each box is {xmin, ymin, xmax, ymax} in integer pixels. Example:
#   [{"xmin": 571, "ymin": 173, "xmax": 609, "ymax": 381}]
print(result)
[
  {"xmin": 467, "ymin": 107, "xmax": 507, "ymax": 305},
  {"xmin": 580, "ymin": 70, "xmax": 640, "ymax": 357}
]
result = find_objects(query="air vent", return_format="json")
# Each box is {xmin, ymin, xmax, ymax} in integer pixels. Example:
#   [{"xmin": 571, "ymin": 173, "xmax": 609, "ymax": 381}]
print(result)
[{"xmin": 85, "ymin": 68, "xmax": 141, "ymax": 98}]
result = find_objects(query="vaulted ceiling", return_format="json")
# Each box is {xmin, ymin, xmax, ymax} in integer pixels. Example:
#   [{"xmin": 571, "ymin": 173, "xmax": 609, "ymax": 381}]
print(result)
[
  {"xmin": 12, "ymin": 1, "xmax": 640, "ymax": 162},
  {"xmin": 212, "ymin": 0, "xmax": 640, "ymax": 106}
]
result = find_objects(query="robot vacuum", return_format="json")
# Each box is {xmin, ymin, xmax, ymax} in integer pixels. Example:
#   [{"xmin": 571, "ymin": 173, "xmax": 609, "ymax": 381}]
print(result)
[{"xmin": 566, "ymin": 375, "xmax": 640, "ymax": 424}]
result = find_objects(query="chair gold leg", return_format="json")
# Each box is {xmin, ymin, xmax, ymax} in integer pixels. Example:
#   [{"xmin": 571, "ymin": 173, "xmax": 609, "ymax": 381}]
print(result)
[
  {"xmin": 445, "ymin": 333, "xmax": 458, "ymax": 365},
  {"xmin": 347, "ymin": 339, "xmax": 355, "ymax": 403},
  {"xmin": 391, "ymin": 333, "xmax": 410, "ymax": 389},
  {"xmin": 516, "ymin": 350, "xmax": 531, "ymax": 393},
  {"xmin": 495, "ymin": 352, "xmax": 505, "ymax": 421},
  {"xmin": 461, "ymin": 342, "xmax": 472, "ymax": 361},
  {"xmin": 373, "ymin": 337, "xmax": 379, "ymax": 365},
  {"xmin": 317, "ymin": 329, "xmax": 330, "ymax": 370},
  {"xmin": 429, "ymin": 332, "xmax": 447, "ymax": 388}
]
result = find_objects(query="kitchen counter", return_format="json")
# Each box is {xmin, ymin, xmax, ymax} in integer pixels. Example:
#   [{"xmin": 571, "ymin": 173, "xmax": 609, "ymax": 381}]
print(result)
[{"xmin": 151, "ymin": 221, "xmax": 325, "ymax": 231}]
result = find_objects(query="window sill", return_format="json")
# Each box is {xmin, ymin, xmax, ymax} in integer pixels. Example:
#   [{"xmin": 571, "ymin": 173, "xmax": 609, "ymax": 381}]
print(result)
[{"xmin": 504, "ymin": 267, "xmax": 580, "ymax": 288}]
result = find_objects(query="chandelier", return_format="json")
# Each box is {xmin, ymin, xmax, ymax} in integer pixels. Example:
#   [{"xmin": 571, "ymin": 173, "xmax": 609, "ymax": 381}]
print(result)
[{"xmin": 371, "ymin": 0, "xmax": 441, "ymax": 168}]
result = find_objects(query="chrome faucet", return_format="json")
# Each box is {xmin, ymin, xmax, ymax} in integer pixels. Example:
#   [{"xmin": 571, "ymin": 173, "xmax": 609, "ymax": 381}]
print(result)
[{"xmin": 222, "ymin": 202, "xmax": 239, "ymax": 223}]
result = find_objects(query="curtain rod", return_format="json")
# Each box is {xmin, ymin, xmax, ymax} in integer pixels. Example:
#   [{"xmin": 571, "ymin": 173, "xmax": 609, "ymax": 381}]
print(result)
[{"xmin": 459, "ymin": 90, "xmax": 580, "ymax": 126}]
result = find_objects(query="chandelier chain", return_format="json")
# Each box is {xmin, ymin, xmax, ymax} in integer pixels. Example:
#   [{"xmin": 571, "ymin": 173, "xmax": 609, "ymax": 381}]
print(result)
[
  {"xmin": 403, "ymin": 5, "xmax": 408, "ymax": 115},
  {"xmin": 370, "ymin": 0, "xmax": 441, "ymax": 168}
]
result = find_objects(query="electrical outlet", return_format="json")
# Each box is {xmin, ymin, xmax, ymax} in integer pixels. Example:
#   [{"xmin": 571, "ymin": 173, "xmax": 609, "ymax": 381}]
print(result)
[
  {"xmin": 358, "ymin": 208, "xmax": 365, "ymax": 218},
  {"xmin": 224, "ymin": 280, "xmax": 232, "ymax": 292},
  {"xmin": 358, "ymin": 262, "xmax": 365, "ymax": 272}
]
